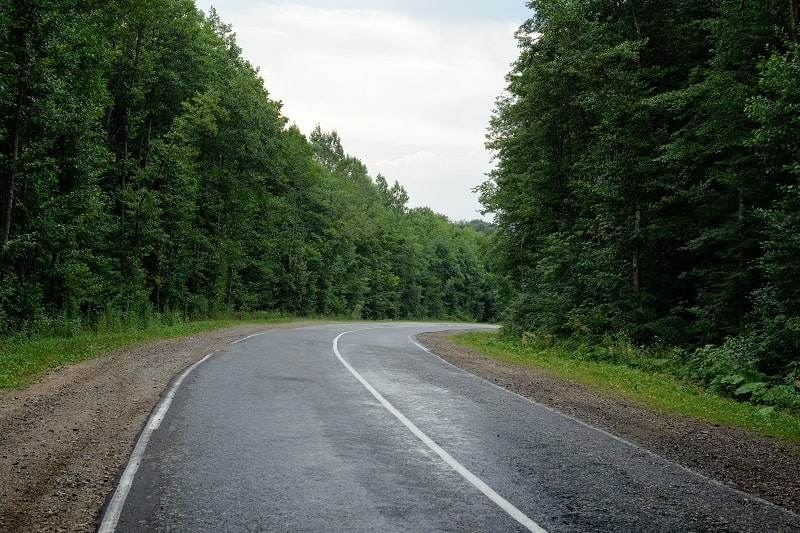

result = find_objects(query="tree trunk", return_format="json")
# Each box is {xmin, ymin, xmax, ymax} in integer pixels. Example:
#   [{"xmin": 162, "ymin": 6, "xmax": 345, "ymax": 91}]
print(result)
[
  {"xmin": 154, "ymin": 268, "xmax": 161, "ymax": 312},
  {"xmin": 120, "ymin": 135, "xmax": 127, "ymax": 218},
  {"xmin": 738, "ymin": 188, "xmax": 745, "ymax": 328},
  {"xmin": 141, "ymin": 114, "xmax": 152, "ymax": 168},
  {"xmin": 630, "ymin": 0, "xmax": 642, "ymax": 37},
  {"xmin": 632, "ymin": 188, "xmax": 641, "ymax": 297},
  {"xmin": 630, "ymin": 1, "xmax": 642, "ymax": 298},
  {"xmin": 0, "ymin": 85, "xmax": 24, "ymax": 267},
  {"xmin": 117, "ymin": 23, "xmax": 145, "ymax": 219},
  {"xmin": 226, "ymin": 266, "xmax": 234, "ymax": 307}
]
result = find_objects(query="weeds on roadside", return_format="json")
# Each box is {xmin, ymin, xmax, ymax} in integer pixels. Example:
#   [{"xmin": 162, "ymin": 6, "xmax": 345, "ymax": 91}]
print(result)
[
  {"xmin": 451, "ymin": 330, "xmax": 800, "ymax": 441},
  {"xmin": 0, "ymin": 306, "xmax": 293, "ymax": 389}
]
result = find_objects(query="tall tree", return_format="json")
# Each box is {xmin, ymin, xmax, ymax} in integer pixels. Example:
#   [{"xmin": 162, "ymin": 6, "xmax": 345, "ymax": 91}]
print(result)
[
  {"xmin": 656, "ymin": 0, "xmax": 790, "ymax": 343},
  {"xmin": 485, "ymin": 0, "xmax": 720, "ymax": 342},
  {"xmin": 0, "ymin": 0, "xmax": 110, "ymax": 330},
  {"xmin": 744, "ymin": 36, "xmax": 800, "ymax": 372}
]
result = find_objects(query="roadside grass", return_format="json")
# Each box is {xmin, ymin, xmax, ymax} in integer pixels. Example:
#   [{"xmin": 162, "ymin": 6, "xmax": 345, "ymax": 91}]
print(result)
[
  {"xmin": 449, "ymin": 330, "xmax": 800, "ymax": 442},
  {"xmin": 0, "ymin": 314, "xmax": 299, "ymax": 390}
]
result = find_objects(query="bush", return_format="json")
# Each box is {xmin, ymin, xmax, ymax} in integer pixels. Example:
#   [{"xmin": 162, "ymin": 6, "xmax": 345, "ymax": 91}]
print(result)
[
  {"xmin": 687, "ymin": 336, "xmax": 761, "ymax": 387},
  {"xmin": 685, "ymin": 336, "xmax": 800, "ymax": 412}
]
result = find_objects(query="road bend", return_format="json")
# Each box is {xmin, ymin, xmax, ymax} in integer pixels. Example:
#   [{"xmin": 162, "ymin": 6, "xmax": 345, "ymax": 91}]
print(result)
[{"xmin": 103, "ymin": 322, "xmax": 800, "ymax": 532}]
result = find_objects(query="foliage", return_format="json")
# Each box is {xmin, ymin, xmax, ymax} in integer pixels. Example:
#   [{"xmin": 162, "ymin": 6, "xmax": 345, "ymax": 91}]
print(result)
[
  {"xmin": 0, "ymin": 1, "xmax": 498, "ymax": 341},
  {"xmin": 483, "ymin": 0, "xmax": 800, "ymax": 395}
]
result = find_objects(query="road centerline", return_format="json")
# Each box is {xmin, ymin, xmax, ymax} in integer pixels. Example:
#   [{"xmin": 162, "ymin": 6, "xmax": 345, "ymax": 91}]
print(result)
[{"xmin": 333, "ymin": 328, "xmax": 546, "ymax": 533}]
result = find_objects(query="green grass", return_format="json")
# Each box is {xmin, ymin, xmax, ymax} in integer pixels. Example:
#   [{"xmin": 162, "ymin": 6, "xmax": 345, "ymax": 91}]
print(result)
[
  {"xmin": 449, "ymin": 330, "xmax": 800, "ymax": 442},
  {"xmin": 0, "ymin": 316, "xmax": 298, "ymax": 390}
]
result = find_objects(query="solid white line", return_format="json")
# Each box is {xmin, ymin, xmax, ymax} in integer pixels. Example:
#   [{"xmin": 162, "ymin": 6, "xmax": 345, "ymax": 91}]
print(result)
[
  {"xmin": 409, "ymin": 335, "xmax": 641, "ymax": 450},
  {"xmin": 333, "ymin": 329, "xmax": 546, "ymax": 533},
  {"xmin": 409, "ymin": 335, "xmax": 800, "ymax": 518},
  {"xmin": 97, "ymin": 351, "xmax": 217, "ymax": 533},
  {"xmin": 231, "ymin": 332, "xmax": 269, "ymax": 345}
]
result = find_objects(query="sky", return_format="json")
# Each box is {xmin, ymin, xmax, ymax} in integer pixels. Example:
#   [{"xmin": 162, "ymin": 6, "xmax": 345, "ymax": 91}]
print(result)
[{"xmin": 196, "ymin": 1, "xmax": 531, "ymax": 221}]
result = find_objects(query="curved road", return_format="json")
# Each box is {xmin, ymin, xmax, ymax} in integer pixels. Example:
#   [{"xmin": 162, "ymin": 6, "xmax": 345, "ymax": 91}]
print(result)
[{"xmin": 101, "ymin": 322, "xmax": 799, "ymax": 532}]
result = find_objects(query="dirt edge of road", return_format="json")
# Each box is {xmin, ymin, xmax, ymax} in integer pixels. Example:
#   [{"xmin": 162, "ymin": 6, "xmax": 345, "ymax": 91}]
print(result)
[
  {"xmin": 0, "ymin": 325, "xmax": 797, "ymax": 532},
  {"xmin": 418, "ymin": 331, "xmax": 800, "ymax": 516}
]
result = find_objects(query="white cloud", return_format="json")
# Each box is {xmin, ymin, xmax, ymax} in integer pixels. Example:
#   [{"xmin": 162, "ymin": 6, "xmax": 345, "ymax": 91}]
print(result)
[
  {"xmin": 374, "ymin": 146, "xmax": 491, "ymax": 219},
  {"xmin": 209, "ymin": 3, "xmax": 521, "ymax": 221}
]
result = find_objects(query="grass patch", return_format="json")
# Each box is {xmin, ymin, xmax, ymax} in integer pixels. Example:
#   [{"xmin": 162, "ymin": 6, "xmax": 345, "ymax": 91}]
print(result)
[
  {"xmin": 0, "ymin": 315, "xmax": 298, "ymax": 390},
  {"xmin": 449, "ymin": 330, "xmax": 800, "ymax": 442}
]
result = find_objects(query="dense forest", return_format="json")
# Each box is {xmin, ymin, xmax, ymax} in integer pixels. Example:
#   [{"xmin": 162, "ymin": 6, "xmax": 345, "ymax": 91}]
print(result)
[
  {"xmin": 0, "ymin": 0, "xmax": 495, "ymax": 335},
  {"xmin": 483, "ymin": 0, "xmax": 800, "ymax": 401},
  {"xmin": 4, "ymin": 0, "xmax": 799, "ymax": 410}
]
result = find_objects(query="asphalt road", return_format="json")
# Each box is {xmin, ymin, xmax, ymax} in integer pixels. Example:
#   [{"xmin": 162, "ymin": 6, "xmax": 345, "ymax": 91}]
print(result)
[{"xmin": 103, "ymin": 322, "xmax": 800, "ymax": 532}]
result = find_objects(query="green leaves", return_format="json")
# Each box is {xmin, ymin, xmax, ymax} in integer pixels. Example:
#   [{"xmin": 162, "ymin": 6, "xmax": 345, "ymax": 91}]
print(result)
[
  {"xmin": 0, "ymin": 0, "xmax": 498, "ymax": 337},
  {"xmin": 484, "ymin": 0, "xmax": 800, "ymax": 394}
]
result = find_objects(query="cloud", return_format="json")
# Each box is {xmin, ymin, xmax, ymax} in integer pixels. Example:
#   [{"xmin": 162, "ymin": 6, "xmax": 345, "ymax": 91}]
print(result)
[
  {"xmin": 374, "ymin": 147, "xmax": 491, "ymax": 218},
  {"xmin": 210, "ymin": 3, "xmax": 521, "ymax": 220}
]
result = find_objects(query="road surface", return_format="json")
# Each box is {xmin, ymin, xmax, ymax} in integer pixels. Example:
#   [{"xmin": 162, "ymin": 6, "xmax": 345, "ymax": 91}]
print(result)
[{"xmin": 101, "ymin": 322, "xmax": 800, "ymax": 532}]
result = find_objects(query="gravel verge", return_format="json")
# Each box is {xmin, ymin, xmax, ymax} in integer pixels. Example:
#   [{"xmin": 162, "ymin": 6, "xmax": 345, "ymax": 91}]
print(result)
[
  {"xmin": 0, "ymin": 324, "xmax": 797, "ymax": 532},
  {"xmin": 0, "ymin": 324, "xmax": 302, "ymax": 532},
  {"xmin": 418, "ymin": 331, "xmax": 800, "ymax": 516}
]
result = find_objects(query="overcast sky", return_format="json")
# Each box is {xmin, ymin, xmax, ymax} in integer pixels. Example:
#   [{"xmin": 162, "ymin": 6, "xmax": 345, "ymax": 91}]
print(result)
[{"xmin": 197, "ymin": 1, "xmax": 531, "ymax": 221}]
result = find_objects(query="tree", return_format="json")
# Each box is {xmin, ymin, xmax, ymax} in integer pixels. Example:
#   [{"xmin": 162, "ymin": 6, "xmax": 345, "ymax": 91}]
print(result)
[
  {"xmin": 655, "ymin": 0, "xmax": 790, "ymax": 343},
  {"xmin": 0, "ymin": 0, "xmax": 111, "ymax": 331},
  {"xmin": 744, "ymin": 39, "xmax": 800, "ymax": 373},
  {"xmin": 484, "ymin": 0, "xmax": 729, "ymax": 342},
  {"xmin": 376, "ymin": 174, "xmax": 409, "ymax": 213},
  {"xmin": 0, "ymin": 2, "xmax": 498, "ymax": 335}
]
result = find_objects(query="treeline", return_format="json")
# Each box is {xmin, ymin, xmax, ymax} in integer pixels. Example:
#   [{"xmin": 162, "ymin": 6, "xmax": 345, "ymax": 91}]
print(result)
[
  {"xmin": 0, "ymin": 0, "xmax": 494, "ymax": 335},
  {"xmin": 483, "ymin": 1, "xmax": 799, "ymax": 393}
]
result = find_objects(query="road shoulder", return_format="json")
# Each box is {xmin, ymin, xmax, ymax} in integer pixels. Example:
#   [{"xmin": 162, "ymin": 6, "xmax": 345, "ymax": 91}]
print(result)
[
  {"xmin": 418, "ymin": 331, "xmax": 800, "ymax": 515},
  {"xmin": 0, "ymin": 323, "xmax": 304, "ymax": 532}
]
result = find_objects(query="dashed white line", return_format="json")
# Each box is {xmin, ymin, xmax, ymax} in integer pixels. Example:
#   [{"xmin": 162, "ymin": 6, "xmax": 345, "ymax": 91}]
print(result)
[{"xmin": 334, "ymin": 329, "xmax": 546, "ymax": 533}]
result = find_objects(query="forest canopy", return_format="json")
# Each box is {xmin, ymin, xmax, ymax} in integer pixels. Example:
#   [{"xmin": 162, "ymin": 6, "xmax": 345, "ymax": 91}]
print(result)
[
  {"xmin": 482, "ymin": 0, "xmax": 800, "ymax": 394},
  {"xmin": 0, "ymin": 0, "xmax": 496, "ymax": 334}
]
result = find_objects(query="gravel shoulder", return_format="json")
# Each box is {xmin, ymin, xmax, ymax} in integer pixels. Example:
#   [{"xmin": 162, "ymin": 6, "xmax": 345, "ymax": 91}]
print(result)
[
  {"xmin": 418, "ymin": 331, "xmax": 800, "ymax": 516},
  {"xmin": 0, "ymin": 325, "xmax": 798, "ymax": 531}
]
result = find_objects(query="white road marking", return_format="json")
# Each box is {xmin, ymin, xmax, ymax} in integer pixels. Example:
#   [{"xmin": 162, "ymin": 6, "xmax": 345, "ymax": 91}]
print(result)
[
  {"xmin": 409, "ymin": 334, "xmax": 800, "ymax": 518},
  {"xmin": 409, "ymin": 335, "xmax": 642, "ymax": 450},
  {"xmin": 231, "ymin": 332, "xmax": 269, "ymax": 344},
  {"xmin": 97, "ymin": 351, "xmax": 217, "ymax": 533},
  {"xmin": 334, "ymin": 329, "xmax": 546, "ymax": 533}
]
